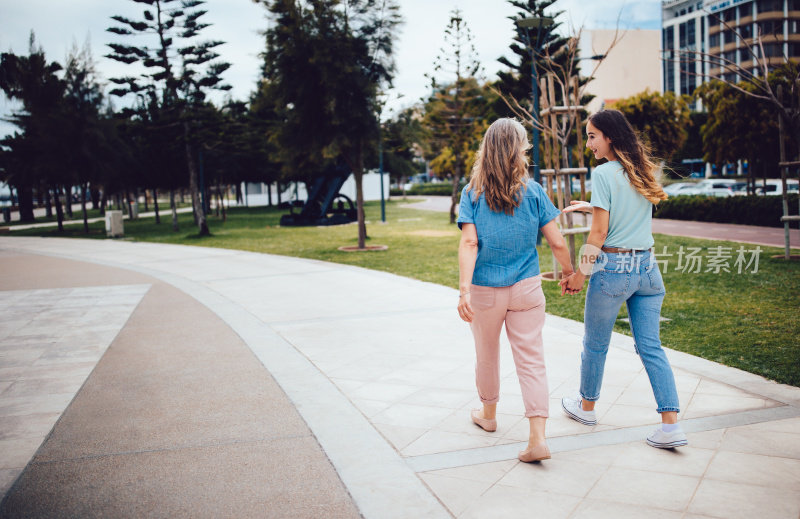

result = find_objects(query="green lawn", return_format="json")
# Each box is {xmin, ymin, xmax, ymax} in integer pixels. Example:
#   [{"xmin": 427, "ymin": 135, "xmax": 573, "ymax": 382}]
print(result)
[{"xmin": 12, "ymin": 199, "xmax": 800, "ymax": 387}]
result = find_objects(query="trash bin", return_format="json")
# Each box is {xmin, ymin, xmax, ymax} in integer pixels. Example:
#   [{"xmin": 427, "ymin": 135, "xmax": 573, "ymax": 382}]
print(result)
[{"xmin": 105, "ymin": 210, "xmax": 124, "ymax": 237}]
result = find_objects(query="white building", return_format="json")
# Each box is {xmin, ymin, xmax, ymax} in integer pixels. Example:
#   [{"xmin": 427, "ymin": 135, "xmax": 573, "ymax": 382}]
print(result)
[
  {"xmin": 240, "ymin": 171, "xmax": 390, "ymax": 207},
  {"xmin": 578, "ymin": 29, "xmax": 662, "ymax": 114}
]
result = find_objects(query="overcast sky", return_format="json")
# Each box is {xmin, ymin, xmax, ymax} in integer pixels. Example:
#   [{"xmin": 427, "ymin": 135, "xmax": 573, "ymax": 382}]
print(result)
[{"xmin": 1, "ymin": 0, "xmax": 661, "ymax": 137}]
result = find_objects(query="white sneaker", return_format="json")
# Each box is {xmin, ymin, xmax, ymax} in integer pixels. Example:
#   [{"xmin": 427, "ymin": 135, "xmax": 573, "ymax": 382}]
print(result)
[
  {"xmin": 646, "ymin": 426, "xmax": 688, "ymax": 448},
  {"xmin": 561, "ymin": 395, "xmax": 597, "ymax": 426}
]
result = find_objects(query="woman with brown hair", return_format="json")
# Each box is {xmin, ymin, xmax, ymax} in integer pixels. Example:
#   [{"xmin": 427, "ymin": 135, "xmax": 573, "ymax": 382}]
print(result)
[
  {"xmin": 457, "ymin": 118, "xmax": 575, "ymax": 462},
  {"xmin": 560, "ymin": 109, "xmax": 687, "ymax": 449}
]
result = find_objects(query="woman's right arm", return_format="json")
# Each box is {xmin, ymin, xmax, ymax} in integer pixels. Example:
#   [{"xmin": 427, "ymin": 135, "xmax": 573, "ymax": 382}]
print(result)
[
  {"xmin": 458, "ymin": 223, "xmax": 478, "ymax": 323},
  {"xmin": 540, "ymin": 220, "xmax": 574, "ymax": 281},
  {"xmin": 563, "ymin": 208, "xmax": 609, "ymax": 293}
]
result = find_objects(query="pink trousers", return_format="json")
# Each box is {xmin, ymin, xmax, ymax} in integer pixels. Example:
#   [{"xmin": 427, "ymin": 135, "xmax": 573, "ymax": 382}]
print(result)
[{"xmin": 469, "ymin": 275, "xmax": 549, "ymax": 418}]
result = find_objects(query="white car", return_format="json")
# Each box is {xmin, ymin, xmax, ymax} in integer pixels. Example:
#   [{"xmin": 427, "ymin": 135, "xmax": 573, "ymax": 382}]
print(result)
[
  {"xmin": 681, "ymin": 179, "xmax": 739, "ymax": 197},
  {"xmin": 663, "ymin": 182, "xmax": 697, "ymax": 196},
  {"xmin": 754, "ymin": 179, "xmax": 799, "ymax": 196}
]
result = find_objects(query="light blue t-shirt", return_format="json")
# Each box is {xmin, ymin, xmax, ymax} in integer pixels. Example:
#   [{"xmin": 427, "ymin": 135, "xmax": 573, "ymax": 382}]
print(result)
[
  {"xmin": 590, "ymin": 161, "xmax": 654, "ymax": 249},
  {"xmin": 457, "ymin": 179, "xmax": 561, "ymax": 287}
]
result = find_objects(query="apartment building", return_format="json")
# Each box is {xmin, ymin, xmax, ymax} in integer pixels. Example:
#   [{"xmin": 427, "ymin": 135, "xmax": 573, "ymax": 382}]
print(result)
[{"xmin": 662, "ymin": 0, "xmax": 800, "ymax": 103}]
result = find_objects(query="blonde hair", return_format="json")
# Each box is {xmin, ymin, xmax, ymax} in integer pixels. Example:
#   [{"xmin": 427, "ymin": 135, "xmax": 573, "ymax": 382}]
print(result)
[
  {"xmin": 588, "ymin": 110, "xmax": 668, "ymax": 205},
  {"xmin": 467, "ymin": 118, "xmax": 530, "ymax": 215}
]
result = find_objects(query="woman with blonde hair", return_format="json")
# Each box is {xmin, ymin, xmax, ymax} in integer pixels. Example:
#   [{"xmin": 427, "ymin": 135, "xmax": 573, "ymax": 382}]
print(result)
[
  {"xmin": 560, "ymin": 109, "xmax": 687, "ymax": 449},
  {"xmin": 457, "ymin": 118, "xmax": 574, "ymax": 462}
]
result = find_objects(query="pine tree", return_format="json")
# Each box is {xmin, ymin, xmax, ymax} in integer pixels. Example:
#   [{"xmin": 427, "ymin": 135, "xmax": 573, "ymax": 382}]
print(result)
[
  {"xmin": 0, "ymin": 34, "xmax": 65, "ymax": 223},
  {"xmin": 106, "ymin": 0, "xmax": 231, "ymax": 236},
  {"xmin": 423, "ymin": 9, "xmax": 488, "ymax": 224},
  {"xmin": 257, "ymin": 0, "xmax": 402, "ymax": 249}
]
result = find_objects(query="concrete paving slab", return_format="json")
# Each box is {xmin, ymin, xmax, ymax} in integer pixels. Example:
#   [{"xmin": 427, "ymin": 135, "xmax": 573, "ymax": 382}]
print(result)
[
  {"xmin": 1, "ymin": 236, "xmax": 799, "ymax": 518},
  {"xmin": 0, "ymin": 250, "xmax": 362, "ymax": 518}
]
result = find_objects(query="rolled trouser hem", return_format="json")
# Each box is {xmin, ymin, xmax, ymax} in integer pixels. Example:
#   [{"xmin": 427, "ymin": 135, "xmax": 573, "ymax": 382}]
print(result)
[
  {"xmin": 524, "ymin": 411, "xmax": 549, "ymax": 418},
  {"xmin": 580, "ymin": 394, "xmax": 600, "ymax": 402},
  {"xmin": 479, "ymin": 396, "xmax": 500, "ymax": 405},
  {"xmin": 657, "ymin": 407, "xmax": 680, "ymax": 413}
]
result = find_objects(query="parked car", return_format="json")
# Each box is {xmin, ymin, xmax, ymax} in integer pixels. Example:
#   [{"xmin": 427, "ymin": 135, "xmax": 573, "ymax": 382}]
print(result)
[
  {"xmin": 754, "ymin": 179, "xmax": 800, "ymax": 196},
  {"xmin": 681, "ymin": 179, "xmax": 739, "ymax": 197},
  {"xmin": 663, "ymin": 182, "xmax": 697, "ymax": 196}
]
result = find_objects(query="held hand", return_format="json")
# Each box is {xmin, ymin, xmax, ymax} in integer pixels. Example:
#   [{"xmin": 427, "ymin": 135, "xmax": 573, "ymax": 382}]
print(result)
[
  {"xmin": 457, "ymin": 292, "xmax": 474, "ymax": 323},
  {"xmin": 562, "ymin": 201, "xmax": 592, "ymax": 214},
  {"xmin": 558, "ymin": 269, "xmax": 574, "ymax": 296},
  {"xmin": 564, "ymin": 272, "xmax": 586, "ymax": 294}
]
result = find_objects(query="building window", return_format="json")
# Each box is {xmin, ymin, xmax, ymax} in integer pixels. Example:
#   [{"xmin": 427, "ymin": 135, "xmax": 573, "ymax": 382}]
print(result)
[
  {"xmin": 723, "ymin": 29, "xmax": 737, "ymax": 44},
  {"xmin": 758, "ymin": 19, "xmax": 785, "ymax": 36},
  {"xmin": 701, "ymin": 17, "xmax": 706, "ymax": 51},
  {"xmin": 758, "ymin": 0, "xmax": 784, "ymax": 13},
  {"xmin": 663, "ymin": 25, "xmax": 675, "ymax": 51},
  {"xmin": 788, "ymin": 41, "xmax": 800, "ymax": 55},
  {"xmin": 739, "ymin": 2, "xmax": 753, "ymax": 18},
  {"xmin": 663, "ymin": 27, "xmax": 676, "ymax": 93},
  {"xmin": 710, "ymin": 33, "xmax": 721, "ymax": 47},
  {"xmin": 740, "ymin": 23, "xmax": 754, "ymax": 38},
  {"xmin": 762, "ymin": 42, "xmax": 785, "ymax": 56},
  {"xmin": 790, "ymin": 0, "xmax": 800, "ymax": 10},
  {"xmin": 722, "ymin": 7, "xmax": 737, "ymax": 22}
]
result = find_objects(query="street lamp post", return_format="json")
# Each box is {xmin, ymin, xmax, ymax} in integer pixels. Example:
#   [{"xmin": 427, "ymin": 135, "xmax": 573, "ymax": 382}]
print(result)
[
  {"xmin": 516, "ymin": 16, "xmax": 554, "ymax": 188},
  {"xmin": 379, "ymin": 123, "xmax": 386, "ymax": 222}
]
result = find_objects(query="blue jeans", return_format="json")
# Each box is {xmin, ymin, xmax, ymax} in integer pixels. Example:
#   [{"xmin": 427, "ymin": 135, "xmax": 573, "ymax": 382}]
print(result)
[{"xmin": 579, "ymin": 251, "xmax": 680, "ymax": 413}]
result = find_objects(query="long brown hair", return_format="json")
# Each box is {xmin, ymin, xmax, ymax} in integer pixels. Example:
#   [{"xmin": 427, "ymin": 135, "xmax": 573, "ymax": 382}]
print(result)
[
  {"xmin": 588, "ymin": 109, "xmax": 668, "ymax": 205},
  {"xmin": 467, "ymin": 118, "xmax": 530, "ymax": 215}
]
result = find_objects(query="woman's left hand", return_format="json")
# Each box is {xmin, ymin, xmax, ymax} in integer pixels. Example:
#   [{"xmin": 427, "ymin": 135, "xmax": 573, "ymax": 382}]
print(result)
[
  {"xmin": 563, "ymin": 201, "xmax": 593, "ymax": 214},
  {"xmin": 458, "ymin": 293, "xmax": 474, "ymax": 323}
]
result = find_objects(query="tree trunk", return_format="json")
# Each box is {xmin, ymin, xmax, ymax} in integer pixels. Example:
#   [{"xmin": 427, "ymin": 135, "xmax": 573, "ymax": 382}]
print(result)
[
  {"xmin": 449, "ymin": 171, "xmax": 461, "ymax": 225},
  {"xmin": 143, "ymin": 188, "xmax": 149, "ymax": 212},
  {"xmin": 53, "ymin": 187, "xmax": 64, "ymax": 233},
  {"xmin": 347, "ymin": 146, "xmax": 368, "ymax": 249},
  {"xmin": 153, "ymin": 188, "xmax": 160, "ymax": 224},
  {"xmin": 267, "ymin": 182, "xmax": 272, "ymax": 206},
  {"xmin": 17, "ymin": 186, "xmax": 35, "ymax": 222},
  {"xmin": 450, "ymin": 152, "xmax": 464, "ymax": 223},
  {"xmin": 217, "ymin": 180, "xmax": 226, "ymax": 222},
  {"xmin": 184, "ymin": 122, "xmax": 209, "ymax": 236},
  {"xmin": 81, "ymin": 182, "xmax": 89, "ymax": 234},
  {"xmin": 100, "ymin": 189, "xmax": 107, "ymax": 215},
  {"xmin": 355, "ymin": 170, "xmax": 367, "ymax": 249},
  {"xmin": 91, "ymin": 186, "xmax": 100, "ymax": 210},
  {"xmin": 44, "ymin": 186, "xmax": 52, "ymax": 218},
  {"xmin": 170, "ymin": 189, "xmax": 179, "ymax": 232},
  {"xmin": 65, "ymin": 187, "xmax": 73, "ymax": 219},
  {"xmin": 126, "ymin": 191, "xmax": 134, "ymax": 219}
]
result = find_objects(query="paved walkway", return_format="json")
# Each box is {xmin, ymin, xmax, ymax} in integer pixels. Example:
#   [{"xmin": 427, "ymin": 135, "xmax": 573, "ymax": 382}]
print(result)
[
  {"xmin": 0, "ymin": 235, "xmax": 798, "ymax": 518},
  {"xmin": 399, "ymin": 195, "xmax": 800, "ymax": 249}
]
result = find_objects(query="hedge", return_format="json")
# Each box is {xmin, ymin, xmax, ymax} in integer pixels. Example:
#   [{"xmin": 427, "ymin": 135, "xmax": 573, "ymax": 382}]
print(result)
[
  {"xmin": 390, "ymin": 182, "xmax": 462, "ymax": 197},
  {"xmin": 654, "ymin": 194, "xmax": 799, "ymax": 228}
]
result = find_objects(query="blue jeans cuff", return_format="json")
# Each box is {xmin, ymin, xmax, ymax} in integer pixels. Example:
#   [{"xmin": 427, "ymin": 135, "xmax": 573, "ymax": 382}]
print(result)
[{"xmin": 657, "ymin": 407, "xmax": 680, "ymax": 413}]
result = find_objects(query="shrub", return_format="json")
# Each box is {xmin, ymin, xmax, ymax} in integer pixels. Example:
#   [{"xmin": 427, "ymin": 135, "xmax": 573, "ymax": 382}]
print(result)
[
  {"xmin": 654, "ymin": 194, "xmax": 799, "ymax": 227},
  {"xmin": 390, "ymin": 182, "xmax": 461, "ymax": 197}
]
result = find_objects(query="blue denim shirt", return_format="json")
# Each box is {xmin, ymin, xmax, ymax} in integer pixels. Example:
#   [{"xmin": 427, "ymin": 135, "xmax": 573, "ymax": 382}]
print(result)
[{"xmin": 457, "ymin": 179, "xmax": 561, "ymax": 287}]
